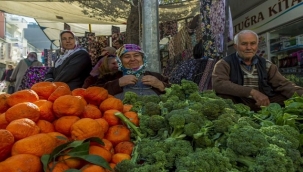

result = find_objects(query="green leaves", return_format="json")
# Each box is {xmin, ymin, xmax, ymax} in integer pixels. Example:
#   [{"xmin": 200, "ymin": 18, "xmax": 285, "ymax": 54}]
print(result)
[{"xmin": 41, "ymin": 137, "xmax": 111, "ymax": 171}]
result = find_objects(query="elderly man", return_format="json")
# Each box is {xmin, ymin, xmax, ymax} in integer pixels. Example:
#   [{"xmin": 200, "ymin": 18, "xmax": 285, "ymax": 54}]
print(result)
[{"xmin": 212, "ymin": 29, "xmax": 303, "ymax": 111}]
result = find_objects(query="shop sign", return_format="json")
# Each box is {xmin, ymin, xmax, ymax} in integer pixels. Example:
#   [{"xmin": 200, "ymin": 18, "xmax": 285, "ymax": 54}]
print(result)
[{"xmin": 233, "ymin": 0, "xmax": 303, "ymax": 34}]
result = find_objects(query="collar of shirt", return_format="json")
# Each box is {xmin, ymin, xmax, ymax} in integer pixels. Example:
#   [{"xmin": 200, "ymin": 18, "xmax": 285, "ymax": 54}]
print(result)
[{"xmin": 236, "ymin": 53, "xmax": 258, "ymax": 71}]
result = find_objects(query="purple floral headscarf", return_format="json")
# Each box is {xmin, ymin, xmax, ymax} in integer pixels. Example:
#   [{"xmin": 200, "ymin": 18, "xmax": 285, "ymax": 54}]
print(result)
[{"xmin": 116, "ymin": 44, "xmax": 148, "ymax": 77}]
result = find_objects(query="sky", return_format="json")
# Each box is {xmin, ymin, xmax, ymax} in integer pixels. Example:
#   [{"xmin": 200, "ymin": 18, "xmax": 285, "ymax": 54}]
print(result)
[{"xmin": 23, "ymin": 16, "xmax": 36, "ymax": 23}]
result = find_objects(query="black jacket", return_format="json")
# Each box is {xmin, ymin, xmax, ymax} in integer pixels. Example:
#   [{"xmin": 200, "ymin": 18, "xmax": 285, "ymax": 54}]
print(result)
[
  {"xmin": 223, "ymin": 53, "xmax": 275, "ymax": 97},
  {"xmin": 1, "ymin": 69, "xmax": 14, "ymax": 82},
  {"xmin": 44, "ymin": 50, "xmax": 92, "ymax": 90}
]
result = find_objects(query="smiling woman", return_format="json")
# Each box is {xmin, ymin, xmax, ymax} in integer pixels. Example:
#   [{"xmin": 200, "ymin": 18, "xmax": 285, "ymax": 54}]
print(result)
[{"xmin": 92, "ymin": 44, "xmax": 171, "ymax": 100}]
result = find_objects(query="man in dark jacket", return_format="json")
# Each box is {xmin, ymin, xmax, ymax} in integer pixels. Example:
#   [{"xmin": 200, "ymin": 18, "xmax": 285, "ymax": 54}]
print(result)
[
  {"xmin": 1, "ymin": 64, "xmax": 14, "ymax": 93},
  {"xmin": 212, "ymin": 30, "xmax": 303, "ymax": 112}
]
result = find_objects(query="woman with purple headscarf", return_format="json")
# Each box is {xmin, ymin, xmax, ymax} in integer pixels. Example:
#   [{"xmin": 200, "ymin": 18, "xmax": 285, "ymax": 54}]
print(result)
[{"xmin": 93, "ymin": 44, "xmax": 170, "ymax": 99}]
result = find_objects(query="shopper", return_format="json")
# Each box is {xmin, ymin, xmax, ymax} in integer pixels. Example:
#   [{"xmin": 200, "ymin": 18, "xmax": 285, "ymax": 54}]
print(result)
[
  {"xmin": 10, "ymin": 52, "xmax": 43, "ymax": 92},
  {"xmin": 1, "ymin": 64, "xmax": 14, "ymax": 93},
  {"xmin": 212, "ymin": 29, "xmax": 303, "ymax": 112},
  {"xmin": 44, "ymin": 30, "xmax": 92, "ymax": 90}
]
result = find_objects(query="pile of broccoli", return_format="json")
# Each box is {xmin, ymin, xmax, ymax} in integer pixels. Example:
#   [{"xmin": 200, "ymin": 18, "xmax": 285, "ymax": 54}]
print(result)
[{"xmin": 114, "ymin": 79, "xmax": 303, "ymax": 172}]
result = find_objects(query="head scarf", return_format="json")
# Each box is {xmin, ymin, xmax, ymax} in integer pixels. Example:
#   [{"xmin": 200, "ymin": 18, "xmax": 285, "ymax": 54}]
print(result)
[
  {"xmin": 103, "ymin": 47, "xmax": 116, "ymax": 55},
  {"xmin": 55, "ymin": 30, "xmax": 86, "ymax": 68},
  {"xmin": 116, "ymin": 44, "xmax": 148, "ymax": 78},
  {"xmin": 27, "ymin": 52, "xmax": 38, "ymax": 60}
]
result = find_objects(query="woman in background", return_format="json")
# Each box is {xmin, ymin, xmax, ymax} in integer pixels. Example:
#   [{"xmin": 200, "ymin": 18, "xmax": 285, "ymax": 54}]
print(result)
[
  {"xmin": 82, "ymin": 47, "xmax": 117, "ymax": 88},
  {"xmin": 44, "ymin": 30, "xmax": 92, "ymax": 90}
]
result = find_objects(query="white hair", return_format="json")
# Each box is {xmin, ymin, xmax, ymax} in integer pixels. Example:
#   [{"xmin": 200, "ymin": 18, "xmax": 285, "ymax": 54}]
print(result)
[{"xmin": 234, "ymin": 30, "xmax": 259, "ymax": 45}]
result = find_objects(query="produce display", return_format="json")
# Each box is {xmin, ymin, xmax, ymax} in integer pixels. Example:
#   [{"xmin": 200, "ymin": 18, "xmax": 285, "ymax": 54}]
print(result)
[
  {"xmin": 0, "ymin": 80, "xmax": 303, "ymax": 172},
  {"xmin": 0, "ymin": 82, "xmax": 134, "ymax": 172},
  {"xmin": 114, "ymin": 80, "xmax": 303, "ymax": 172}
]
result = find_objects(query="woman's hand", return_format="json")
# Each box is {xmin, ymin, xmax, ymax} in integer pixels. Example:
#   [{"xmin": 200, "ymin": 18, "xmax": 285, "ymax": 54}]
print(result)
[
  {"xmin": 119, "ymin": 75, "xmax": 138, "ymax": 87},
  {"xmin": 142, "ymin": 75, "xmax": 165, "ymax": 91}
]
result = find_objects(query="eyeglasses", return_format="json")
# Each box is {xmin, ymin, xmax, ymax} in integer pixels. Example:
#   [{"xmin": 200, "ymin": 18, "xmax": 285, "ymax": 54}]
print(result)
[{"xmin": 61, "ymin": 37, "xmax": 74, "ymax": 41}]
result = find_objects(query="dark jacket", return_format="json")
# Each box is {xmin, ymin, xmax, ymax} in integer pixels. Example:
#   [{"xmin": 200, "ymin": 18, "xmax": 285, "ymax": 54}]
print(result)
[
  {"xmin": 92, "ymin": 71, "xmax": 170, "ymax": 96},
  {"xmin": 1, "ymin": 69, "xmax": 14, "ymax": 82},
  {"xmin": 223, "ymin": 53, "xmax": 275, "ymax": 97},
  {"xmin": 44, "ymin": 50, "xmax": 92, "ymax": 90}
]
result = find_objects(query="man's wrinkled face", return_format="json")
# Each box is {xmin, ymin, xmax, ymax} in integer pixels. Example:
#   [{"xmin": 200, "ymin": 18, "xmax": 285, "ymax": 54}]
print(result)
[{"xmin": 234, "ymin": 33, "xmax": 258, "ymax": 60}]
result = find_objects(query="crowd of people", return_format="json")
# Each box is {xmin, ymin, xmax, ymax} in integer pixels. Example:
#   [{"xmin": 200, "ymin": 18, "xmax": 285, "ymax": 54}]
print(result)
[{"xmin": 2, "ymin": 29, "xmax": 303, "ymax": 112}]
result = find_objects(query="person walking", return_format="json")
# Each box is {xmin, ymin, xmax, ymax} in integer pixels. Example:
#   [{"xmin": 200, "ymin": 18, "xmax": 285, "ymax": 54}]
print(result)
[
  {"xmin": 1, "ymin": 64, "xmax": 14, "ymax": 93},
  {"xmin": 10, "ymin": 52, "xmax": 43, "ymax": 92}
]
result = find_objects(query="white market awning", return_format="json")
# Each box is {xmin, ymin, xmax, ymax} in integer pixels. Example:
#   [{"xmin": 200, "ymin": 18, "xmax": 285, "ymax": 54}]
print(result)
[{"xmin": 0, "ymin": 0, "xmax": 200, "ymax": 47}]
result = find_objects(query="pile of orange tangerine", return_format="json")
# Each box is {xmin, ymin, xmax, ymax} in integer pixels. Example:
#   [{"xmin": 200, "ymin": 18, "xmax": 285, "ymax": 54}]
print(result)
[{"xmin": 0, "ymin": 82, "xmax": 138, "ymax": 172}]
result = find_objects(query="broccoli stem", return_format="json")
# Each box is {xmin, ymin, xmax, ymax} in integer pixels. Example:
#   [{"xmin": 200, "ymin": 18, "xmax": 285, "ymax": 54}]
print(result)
[
  {"xmin": 115, "ymin": 112, "xmax": 143, "ymax": 140},
  {"xmin": 234, "ymin": 156, "xmax": 255, "ymax": 171}
]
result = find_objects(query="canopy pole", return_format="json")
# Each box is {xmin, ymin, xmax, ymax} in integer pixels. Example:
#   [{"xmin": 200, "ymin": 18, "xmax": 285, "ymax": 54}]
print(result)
[
  {"xmin": 89, "ymin": 24, "xmax": 92, "ymax": 32},
  {"xmin": 142, "ymin": 0, "xmax": 160, "ymax": 73}
]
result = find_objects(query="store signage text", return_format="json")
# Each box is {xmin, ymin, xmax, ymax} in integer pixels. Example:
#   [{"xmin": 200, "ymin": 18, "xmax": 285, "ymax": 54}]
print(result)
[{"xmin": 233, "ymin": 0, "xmax": 303, "ymax": 34}]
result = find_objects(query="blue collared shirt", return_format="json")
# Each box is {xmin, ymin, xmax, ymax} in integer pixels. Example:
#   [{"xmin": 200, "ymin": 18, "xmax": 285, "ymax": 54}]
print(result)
[{"xmin": 237, "ymin": 53, "xmax": 258, "ymax": 72}]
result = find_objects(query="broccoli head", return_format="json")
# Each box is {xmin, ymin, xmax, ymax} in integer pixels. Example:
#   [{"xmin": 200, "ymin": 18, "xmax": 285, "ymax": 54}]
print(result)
[
  {"xmin": 143, "ymin": 102, "xmax": 161, "ymax": 116},
  {"xmin": 123, "ymin": 91, "xmax": 139, "ymax": 105},
  {"xmin": 175, "ymin": 147, "xmax": 233, "ymax": 172},
  {"xmin": 227, "ymin": 125, "xmax": 269, "ymax": 156}
]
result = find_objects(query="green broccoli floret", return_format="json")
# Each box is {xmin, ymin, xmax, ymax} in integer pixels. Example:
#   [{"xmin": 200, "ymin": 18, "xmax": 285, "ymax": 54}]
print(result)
[
  {"xmin": 161, "ymin": 96, "xmax": 180, "ymax": 112},
  {"xmin": 143, "ymin": 102, "xmax": 161, "ymax": 116},
  {"xmin": 137, "ymin": 115, "xmax": 156, "ymax": 137},
  {"xmin": 180, "ymin": 79, "xmax": 199, "ymax": 96},
  {"xmin": 233, "ymin": 103, "xmax": 252, "ymax": 115},
  {"xmin": 159, "ymin": 94, "xmax": 168, "ymax": 102},
  {"xmin": 237, "ymin": 116, "xmax": 261, "ymax": 129},
  {"xmin": 227, "ymin": 125, "xmax": 269, "ymax": 156},
  {"xmin": 200, "ymin": 90, "xmax": 220, "ymax": 99},
  {"xmin": 226, "ymin": 145, "xmax": 295, "ymax": 172},
  {"xmin": 253, "ymin": 144, "xmax": 295, "ymax": 172},
  {"xmin": 165, "ymin": 84, "xmax": 187, "ymax": 100},
  {"xmin": 194, "ymin": 135, "xmax": 213, "ymax": 149},
  {"xmin": 167, "ymin": 113, "xmax": 186, "ymax": 139},
  {"xmin": 114, "ymin": 160, "xmax": 139, "ymax": 172},
  {"xmin": 183, "ymin": 122, "xmax": 200, "ymax": 137},
  {"xmin": 260, "ymin": 125, "xmax": 300, "ymax": 150},
  {"xmin": 172, "ymin": 100, "xmax": 190, "ymax": 110},
  {"xmin": 211, "ymin": 109, "xmax": 241, "ymax": 133},
  {"xmin": 200, "ymin": 98, "xmax": 229, "ymax": 120},
  {"xmin": 188, "ymin": 92, "xmax": 203, "ymax": 102},
  {"xmin": 183, "ymin": 109, "xmax": 206, "ymax": 125},
  {"xmin": 188, "ymin": 101, "xmax": 203, "ymax": 111},
  {"xmin": 130, "ymin": 101, "xmax": 144, "ymax": 113},
  {"xmin": 148, "ymin": 115, "xmax": 167, "ymax": 132},
  {"xmin": 123, "ymin": 91, "xmax": 139, "ymax": 105},
  {"xmin": 138, "ymin": 95, "xmax": 161, "ymax": 104},
  {"xmin": 175, "ymin": 147, "xmax": 234, "ymax": 172}
]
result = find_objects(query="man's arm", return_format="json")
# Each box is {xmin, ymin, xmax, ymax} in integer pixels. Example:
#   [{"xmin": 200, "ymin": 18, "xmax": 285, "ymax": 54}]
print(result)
[{"xmin": 212, "ymin": 59, "xmax": 253, "ymax": 97}]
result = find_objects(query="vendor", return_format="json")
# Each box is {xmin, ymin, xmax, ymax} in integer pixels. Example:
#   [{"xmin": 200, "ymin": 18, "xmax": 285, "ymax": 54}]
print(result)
[
  {"xmin": 93, "ymin": 44, "xmax": 170, "ymax": 99},
  {"xmin": 212, "ymin": 29, "xmax": 303, "ymax": 112}
]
